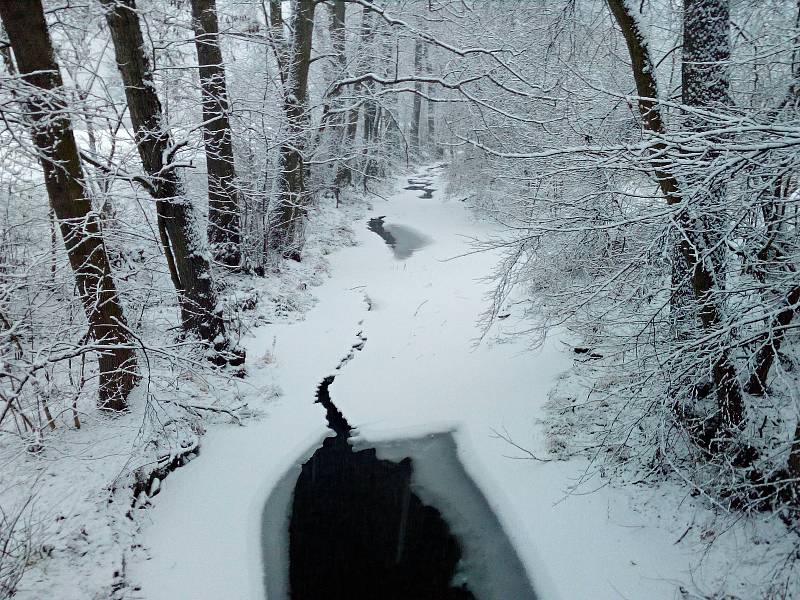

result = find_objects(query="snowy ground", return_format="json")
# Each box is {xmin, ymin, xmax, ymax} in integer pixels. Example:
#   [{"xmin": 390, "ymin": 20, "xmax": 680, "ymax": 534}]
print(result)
[{"xmin": 123, "ymin": 165, "xmax": 738, "ymax": 600}]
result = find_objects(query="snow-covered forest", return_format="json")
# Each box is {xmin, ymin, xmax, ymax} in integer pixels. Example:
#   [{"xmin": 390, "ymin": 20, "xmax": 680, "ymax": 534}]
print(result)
[{"xmin": 1, "ymin": 0, "xmax": 799, "ymax": 598}]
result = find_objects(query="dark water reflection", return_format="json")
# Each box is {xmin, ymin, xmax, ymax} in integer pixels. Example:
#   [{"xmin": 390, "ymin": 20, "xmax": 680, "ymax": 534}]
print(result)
[
  {"xmin": 367, "ymin": 216, "xmax": 432, "ymax": 259},
  {"xmin": 288, "ymin": 435, "xmax": 475, "ymax": 600},
  {"xmin": 262, "ymin": 428, "xmax": 540, "ymax": 600}
]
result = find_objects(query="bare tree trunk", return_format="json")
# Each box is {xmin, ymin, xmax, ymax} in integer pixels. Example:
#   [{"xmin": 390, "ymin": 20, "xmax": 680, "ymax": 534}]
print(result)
[
  {"xmin": 0, "ymin": 0, "xmax": 138, "ymax": 410},
  {"xmin": 746, "ymin": 284, "xmax": 800, "ymax": 395},
  {"xmin": 604, "ymin": 0, "xmax": 680, "ymax": 204},
  {"xmin": 273, "ymin": 0, "xmax": 316, "ymax": 260},
  {"xmin": 744, "ymin": 5, "xmax": 800, "ymax": 395},
  {"xmin": 335, "ymin": 7, "xmax": 374, "ymax": 189},
  {"xmin": 307, "ymin": 0, "xmax": 346, "ymax": 188},
  {"xmin": 360, "ymin": 14, "xmax": 381, "ymax": 179},
  {"xmin": 410, "ymin": 38, "xmax": 423, "ymax": 155},
  {"xmin": 100, "ymin": 0, "xmax": 242, "ymax": 364},
  {"xmin": 426, "ymin": 47, "xmax": 439, "ymax": 158},
  {"xmin": 268, "ymin": 0, "xmax": 287, "ymax": 88},
  {"xmin": 789, "ymin": 421, "xmax": 800, "ymax": 487},
  {"xmin": 328, "ymin": 0, "xmax": 352, "ymax": 196},
  {"xmin": 190, "ymin": 0, "xmax": 241, "ymax": 268},
  {"xmin": 682, "ymin": 0, "xmax": 742, "ymax": 428}
]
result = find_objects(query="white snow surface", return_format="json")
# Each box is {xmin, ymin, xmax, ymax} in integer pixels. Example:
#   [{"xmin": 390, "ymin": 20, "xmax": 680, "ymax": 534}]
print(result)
[{"xmin": 131, "ymin": 166, "xmax": 709, "ymax": 600}]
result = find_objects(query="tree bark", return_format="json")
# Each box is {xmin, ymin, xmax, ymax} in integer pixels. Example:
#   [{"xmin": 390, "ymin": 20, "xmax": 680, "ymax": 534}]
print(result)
[
  {"xmin": 335, "ymin": 6, "xmax": 373, "ymax": 189},
  {"xmin": 410, "ymin": 38, "xmax": 423, "ymax": 155},
  {"xmin": 328, "ymin": 0, "xmax": 353, "ymax": 194},
  {"xmin": 745, "ymin": 284, "xmax": 800, "ymax": 395},
  {"xmin": 360, "ymin": 12, "xmax": 381, "ymax": 178},
  {"xmin": 426, "ymin": 46, "xmax": 439, "ymax": 157},
  {"xmin": 604, "ymin": 0, "xmax": 680, "ymax": 204},
  {"xmin": 789, "ymin": 421, "xmax": 800, "ymax": 488},
  {"xmin": 190, "ymin": 0, "xmax": 241, "ymax": 268},
  {"xmin": 0, "ymin": 0, "xmax": 138, "ymax": 410},
  {"xmin": 100, "ymin": 0, "xmax": 241, "ymax": 364},
  {"xmin": 681, "ymin": 0, "xmax": 742, "ymax": 428},
  {"xmin": 268, "ymin": 0, "xmax": 287, "ymax": 88},
  {"xmin": 273, "ymin": 0, "xmax": 316, "ymax": 260}
]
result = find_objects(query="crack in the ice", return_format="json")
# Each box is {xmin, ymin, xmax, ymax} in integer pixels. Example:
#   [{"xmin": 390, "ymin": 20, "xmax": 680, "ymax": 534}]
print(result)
[{"xmin": 314, "ymin": 329, "xmax": 368, "ymax": 439}]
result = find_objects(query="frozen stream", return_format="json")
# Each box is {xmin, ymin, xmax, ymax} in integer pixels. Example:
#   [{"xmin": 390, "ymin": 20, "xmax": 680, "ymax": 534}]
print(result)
[{"xmin": 132, "ymin": 165, "xmax": 700, "ymax": 600}]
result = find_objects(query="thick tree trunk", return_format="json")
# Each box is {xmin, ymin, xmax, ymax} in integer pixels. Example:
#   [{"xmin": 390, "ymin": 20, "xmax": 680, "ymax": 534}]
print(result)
[
  {"xmin": 605, "ymin": 0, "xmax": 691, "ymax": 337},
  {"xmin": 682, "ymin": 0, "xmax": 742, "ymax": 428},
  {"xmin": 190, "ymin": 0, "xmax": 241, "ymax": 268},
  {"xmin": 273, "ymin": 0, "xmax": 316, "ymax": 260},
  {"xmin": 0, "ymin": 0, "xmax": 138, "ymax": 410},
  {"xmin": 100, "ymin": 0, "xmax": 241, "ymax": 364}
]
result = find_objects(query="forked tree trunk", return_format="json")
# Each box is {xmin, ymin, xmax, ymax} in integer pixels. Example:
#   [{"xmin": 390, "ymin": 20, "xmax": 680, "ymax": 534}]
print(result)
[
  {"xmin": 100, "ymin": 0, "xmax": 241, "ymax": 364},
  {"xmin": 273, "ymin": 0, "xmax": 316, "ymax": 260},
  {"xmin": 607, "ymin": 0, "xmax": 742, "ymax": 428},
  {"xmin": 190, "ymin": 0, "xmax": 241, "ymax": 268},
  {"xmin": 0, "ymin": 0, "xmax": 138, "ymax": 410}
]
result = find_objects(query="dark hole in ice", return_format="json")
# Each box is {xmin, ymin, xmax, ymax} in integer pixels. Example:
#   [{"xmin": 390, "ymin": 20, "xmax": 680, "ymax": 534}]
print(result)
[
  {"xmin": 269, "ymin": 376, "xmax": 475, "ymax": 600},
  {"xmin": 405, "ymin": 177, "xmax": 436, "ymax": 198},
  {"xmin": 262, "ymin": 377, "xmax": 540, "ymax": 600},
  {"xmin": 367, "ymin": 216, "xmax": 431, "ymax": 259}
]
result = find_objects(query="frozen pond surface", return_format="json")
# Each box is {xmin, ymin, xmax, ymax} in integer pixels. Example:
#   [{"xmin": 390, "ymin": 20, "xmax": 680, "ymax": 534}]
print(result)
[{"xmin": 367, "ymin": 216, "xmax": 432, "ymax": 259}]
